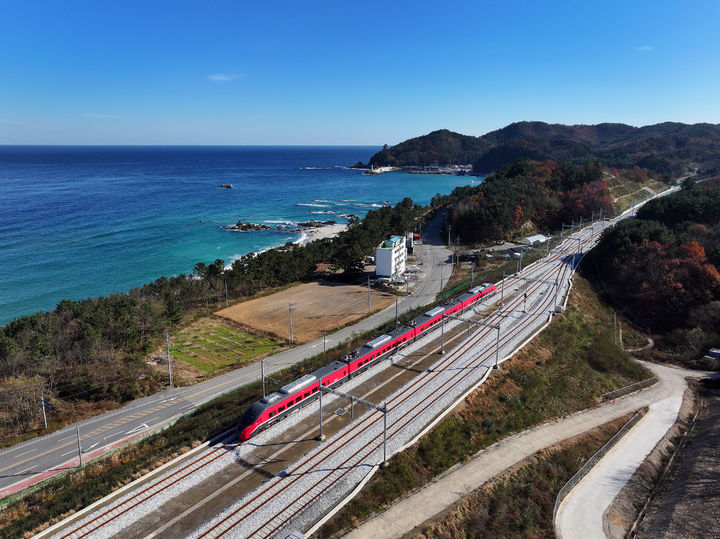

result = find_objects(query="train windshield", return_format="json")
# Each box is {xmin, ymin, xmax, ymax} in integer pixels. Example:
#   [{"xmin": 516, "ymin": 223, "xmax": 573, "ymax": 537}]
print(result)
[{"xmin": 239, "ymin": 403, "xmax": 265, "ymax": 427}]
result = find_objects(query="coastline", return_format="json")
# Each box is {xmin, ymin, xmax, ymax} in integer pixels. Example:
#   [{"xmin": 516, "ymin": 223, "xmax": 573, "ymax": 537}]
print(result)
[{"xmin": 297, "ymin": 223, "xmax": 347, "ymax": 246}]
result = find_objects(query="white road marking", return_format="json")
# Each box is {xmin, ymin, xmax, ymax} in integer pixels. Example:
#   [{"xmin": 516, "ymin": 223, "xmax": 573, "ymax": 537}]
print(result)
[
  {"xmin": 15, "ymin": 449, "xmax": 36, "ymax": 457},
  {"xmin": 126, "ymin": 423, "xmax": 149, "ymax": 435}
]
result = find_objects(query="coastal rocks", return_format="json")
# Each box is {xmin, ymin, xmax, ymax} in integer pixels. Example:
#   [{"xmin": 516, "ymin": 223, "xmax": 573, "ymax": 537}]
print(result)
[
  {"xmin": 222, "ymin": 219, "xmax": 284, "ymax": 232},
  {"xmin": 221, "ymin": 219, "xmax": 337, "ymax": 233},
  {"xmin": 220, "ymin": 184, "xmax": 233, "ymax": 189},
  {"xmin": 297, "ymin": 220, "xmax": 336, "ymax": 228}
]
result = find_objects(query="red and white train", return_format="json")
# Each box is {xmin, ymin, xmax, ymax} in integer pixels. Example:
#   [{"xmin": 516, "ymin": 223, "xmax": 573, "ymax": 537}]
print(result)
[{"xmin": 237, "ymin": 282, "xmax": 497, "ymax": 440}]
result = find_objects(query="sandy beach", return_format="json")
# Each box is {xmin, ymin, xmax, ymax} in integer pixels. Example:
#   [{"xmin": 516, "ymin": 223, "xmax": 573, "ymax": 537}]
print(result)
[{"xmin": 297, "ymin": 223, "xmax": 347, "ymax": 246}]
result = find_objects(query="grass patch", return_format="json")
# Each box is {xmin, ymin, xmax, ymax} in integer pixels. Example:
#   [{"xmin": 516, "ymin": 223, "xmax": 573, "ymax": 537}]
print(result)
[
  {"xmin": 317, "ymin": 275, "xmax": 650, "ymax": 536},
  {"xmin": 169, "ymin": 319, "xmax": 284, "ymax": 373}
]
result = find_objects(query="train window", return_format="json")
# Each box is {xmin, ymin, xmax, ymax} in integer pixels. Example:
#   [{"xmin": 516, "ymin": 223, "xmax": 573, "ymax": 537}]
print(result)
[
  {"xmin": 312, "ymin": 387, "xmax": 318, "ymax": 393},
  {"xmin": 279, "ymin": 406, "xmax": 285, "ymax": 412},
  {"xmin": 296, "ymin": 397, "xmax": 302, "ymax": 403},
  {"xmin": 269, "ymin": 411, "xmax": 276, "ymax": 418},
  {"xmin": 304, "ymin": 392, "xmax": 310, "ymax": 398}
]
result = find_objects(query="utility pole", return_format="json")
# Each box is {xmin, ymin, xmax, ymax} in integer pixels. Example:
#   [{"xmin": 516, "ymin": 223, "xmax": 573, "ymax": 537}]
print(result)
[
  {"xmin": 470, "ymin": 264, "xmax": 474, "ymax": 288},
  {"xmin": 166, "ymin": 332, "xmax": 172, "ymax": 387},
  {"xmin": 224, "ymin": 280, "xmax": 229, "ymax": 307},
  {"xmin": 323, "ymin": 330, "xmax": 326, "ymax": 355},
  {"xmin": 440, "ymin": 266, "xmax": 443, "ymax": 293},
  {"xmin": 40, "ymin": 396, "xmax": 47, "ymax": 429},
  {"xmin": 614, "ymin": 312, "xmax": 617, "ymax": 345},
  {"xmin": 288, "ymin": 301, "xmax": 294, "ymax": 344},
  {"xmin": 261, "ymin": 359, "xmax": 266, "ymax": 398},
  {"xmin": 76, "ymin": 427, "xmax": 83, "ymax": 467},
  {"xmin": 395, "ymin": 297, "xmax": 399, "ymax": 328},
  {"xmin": 367, "ymin": 276, "xmax": 371, "ymax": 313}
]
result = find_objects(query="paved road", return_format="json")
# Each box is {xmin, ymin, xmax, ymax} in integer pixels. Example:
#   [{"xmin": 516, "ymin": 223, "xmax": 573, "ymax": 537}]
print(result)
[
  {"xmin": 555, "ymin": 362, "xmax": 706, "ymax": 539},
  {"xmin": 0, "ymin": 214, "xmax": 452, "ymax": 498},
  {"xmin": 345, "ymin": 361, "xmax": 707, "ymax": 539}
]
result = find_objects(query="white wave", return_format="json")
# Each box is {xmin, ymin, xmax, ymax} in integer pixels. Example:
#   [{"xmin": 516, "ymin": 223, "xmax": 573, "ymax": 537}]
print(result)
[
  {"xmin": 294, "ymin": 231, "xmax": 310, "ymax": 246},
  {"xmin": 296, "ymin": 203, "xmax": 328, "ymax": 207}
]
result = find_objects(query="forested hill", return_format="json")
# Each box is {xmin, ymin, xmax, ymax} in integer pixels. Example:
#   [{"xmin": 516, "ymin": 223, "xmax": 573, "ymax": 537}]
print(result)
[{"xmin": 368, "ymin": 121, "xmax": 720, "ymax": 179}]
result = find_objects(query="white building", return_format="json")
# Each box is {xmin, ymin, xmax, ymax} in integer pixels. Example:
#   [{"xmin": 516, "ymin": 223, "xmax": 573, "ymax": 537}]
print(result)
[
  {"xmin": 520, "ymin": 234, "xmax": 549, "ymax": 246},
  {"xmin": 375, "ymin": 235, "xmax": 407, "ymax": 278}
]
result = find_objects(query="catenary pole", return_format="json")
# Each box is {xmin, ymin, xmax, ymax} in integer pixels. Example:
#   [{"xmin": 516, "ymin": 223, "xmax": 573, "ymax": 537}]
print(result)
[
  {"xmin": 317, "ymin": 389, "xmax": 325, "ymax": 441},
  {"xmin": 440, "ymin": 313, "xmax": 445, "ymax": 354}
]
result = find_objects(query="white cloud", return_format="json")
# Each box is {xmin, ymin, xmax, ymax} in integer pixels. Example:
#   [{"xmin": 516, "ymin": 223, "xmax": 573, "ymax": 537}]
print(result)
[
  {"xmin": 636, "ymin": 45, "xmax": 654, "ymax": 52},
  {"xmin": 207, "ymin": 73, "xmax": 239, "ymax": 82},
  {"xmin": 82, "ymin": 113, "xmax": 121, "ymax": 119}
]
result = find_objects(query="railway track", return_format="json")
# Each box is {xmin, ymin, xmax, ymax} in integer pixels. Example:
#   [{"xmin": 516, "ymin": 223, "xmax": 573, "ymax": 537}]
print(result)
[
  {"xmin": 52, "ymin": 222, "xmax": 606, "ymax": 539},
  {"xmin": 193, "ymin": 225, "xmax": 605, "ymax": 537}
]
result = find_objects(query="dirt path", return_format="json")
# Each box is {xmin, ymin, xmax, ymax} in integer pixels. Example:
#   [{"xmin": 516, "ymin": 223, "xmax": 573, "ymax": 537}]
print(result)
[{"xmin": 342, "ymin": 361, "xmax": 707, "ymax": 539}]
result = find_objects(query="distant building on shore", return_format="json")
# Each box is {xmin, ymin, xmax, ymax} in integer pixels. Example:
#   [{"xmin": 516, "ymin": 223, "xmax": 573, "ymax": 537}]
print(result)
[{"xmin": 376, "ymin": 236, "xmax": 407, "ymax": 278}]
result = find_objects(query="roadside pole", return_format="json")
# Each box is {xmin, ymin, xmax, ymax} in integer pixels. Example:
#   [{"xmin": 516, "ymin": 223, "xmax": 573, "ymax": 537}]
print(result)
[
  {"xmin": 76, "ymin": 427, "xmax": 83, "ymax": 467},
  {"xmin": 261, "ymin": 359, "xmax": 266, "ymax": 398},
  {"xmin": 40, "ymin": 396, "xmax": 47, "ymax": 429},
  {"xmin": 166, "ymin": 332, "xmax": 172, "ymax": 387}
]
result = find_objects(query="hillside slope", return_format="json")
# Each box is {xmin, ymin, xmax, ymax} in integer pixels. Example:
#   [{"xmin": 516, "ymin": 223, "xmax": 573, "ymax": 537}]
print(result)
[{"xmin": 369, "ymin": 121, "xmax": 720, "ymax": 178}]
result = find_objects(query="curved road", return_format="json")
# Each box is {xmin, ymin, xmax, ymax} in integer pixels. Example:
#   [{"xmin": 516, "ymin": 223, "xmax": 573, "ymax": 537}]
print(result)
[
  {"xmin": 0, "ymin": 213, "xmax": 452, "ymax": 498},
  {"xmin": 345, "ymin": 361, "xmax": 709, "ymax": 539}
]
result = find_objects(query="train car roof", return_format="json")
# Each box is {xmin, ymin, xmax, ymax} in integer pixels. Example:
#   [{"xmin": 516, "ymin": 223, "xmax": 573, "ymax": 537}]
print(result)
[
  {"xmin": 314, "ymin": 360, "xmax": 349, "ymax": 380},
  {"xmin": 280, "ymin": 373, "xmax": 317, "ymax": 394},
  {"xmin": 364, "ymin": 334, "xmax": 392, "ymax": 349},
  {"xmin": 261, "ymin": 392, "xmax": 283, "ymax": 405}
]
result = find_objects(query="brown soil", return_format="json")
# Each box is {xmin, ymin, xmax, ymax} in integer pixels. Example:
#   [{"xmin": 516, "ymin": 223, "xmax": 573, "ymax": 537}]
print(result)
[
  {"xmin": 603, "ymin": 381, "xmax": 699, "ymax": 538},
  {"xmin": 215, "ymin": 281, "xmax": 396, "ymax": 343},
  {"xmin": 633, "ymin": 378, "xmax": 720, "ymax": 538}
]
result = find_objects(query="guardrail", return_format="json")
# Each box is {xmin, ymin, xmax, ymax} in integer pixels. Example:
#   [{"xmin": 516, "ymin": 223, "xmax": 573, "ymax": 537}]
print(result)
[
  {"xmin": 553, "ymin": 409, "xmax": 646, "ymax": 538},
  {"xmin": 601, "ymin": 377, "xmax": 657, "ymax": 402}
]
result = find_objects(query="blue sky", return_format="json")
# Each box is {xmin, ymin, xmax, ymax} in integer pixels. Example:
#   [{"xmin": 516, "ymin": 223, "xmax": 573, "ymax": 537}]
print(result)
[{"xmin": 1, "ymin": 1, "xmax": 719, "ymax": 145}]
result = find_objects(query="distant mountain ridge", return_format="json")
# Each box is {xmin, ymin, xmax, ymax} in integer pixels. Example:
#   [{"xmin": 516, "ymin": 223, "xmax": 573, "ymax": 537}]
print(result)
[{"xmin": 368, "ymin": 121, "xmax": 720, "ymax": 178}]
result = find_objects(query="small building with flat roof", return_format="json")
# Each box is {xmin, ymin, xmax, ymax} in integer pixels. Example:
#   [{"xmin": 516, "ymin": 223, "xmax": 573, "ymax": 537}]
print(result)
[
  {"xmin": 521, "ymin": 234, "xmax": 549, "ymax": 246},
  {"xmin": 376, "ymin": 235, "xmax": 407, "ymax": 278}
]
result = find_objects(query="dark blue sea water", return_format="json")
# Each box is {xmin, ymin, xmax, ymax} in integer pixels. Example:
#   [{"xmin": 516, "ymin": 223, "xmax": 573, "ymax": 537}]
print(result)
[{"xmin": 0, "ymin": 146, "xmax": 478, "ymax": 325}]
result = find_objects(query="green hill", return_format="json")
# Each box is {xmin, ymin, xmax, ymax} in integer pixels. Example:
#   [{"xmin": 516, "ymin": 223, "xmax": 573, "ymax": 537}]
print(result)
[{"xmin": 368, "ymin": 121, "xmax": 720, "ymax": 179}]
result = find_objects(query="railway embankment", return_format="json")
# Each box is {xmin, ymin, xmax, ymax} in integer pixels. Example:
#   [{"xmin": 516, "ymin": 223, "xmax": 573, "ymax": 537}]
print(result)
[{"xmin": 317, "ymin": 276, "xmax": 650, "ymax": 537}]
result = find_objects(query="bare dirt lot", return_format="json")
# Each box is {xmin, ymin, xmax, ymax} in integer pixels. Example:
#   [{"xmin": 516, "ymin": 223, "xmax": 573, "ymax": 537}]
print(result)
[{"xmin": 215, "ymin": 281, "xmax": 397, "ymax": 343}]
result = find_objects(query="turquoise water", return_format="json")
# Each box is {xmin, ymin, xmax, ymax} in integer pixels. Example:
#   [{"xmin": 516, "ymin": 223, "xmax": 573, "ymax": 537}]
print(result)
[{"xmin": 0, "ymin": 146, "xmax": 478, "ymax": 324}]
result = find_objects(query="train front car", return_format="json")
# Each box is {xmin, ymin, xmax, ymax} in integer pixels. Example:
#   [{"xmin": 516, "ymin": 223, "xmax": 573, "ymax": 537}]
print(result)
[{"xmin": 237, "ymin": 401, "xmax": 268, "ymax": 441}]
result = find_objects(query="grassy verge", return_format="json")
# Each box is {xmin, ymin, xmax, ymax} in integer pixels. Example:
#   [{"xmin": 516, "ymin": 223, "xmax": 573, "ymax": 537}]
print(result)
[
  {"xmin": 410, "ymin": 413, "xmax": 637, "ymax": 538},
  {"xmin": 317, "ymin": 275, "xmax": 650, "ymax": 536}
]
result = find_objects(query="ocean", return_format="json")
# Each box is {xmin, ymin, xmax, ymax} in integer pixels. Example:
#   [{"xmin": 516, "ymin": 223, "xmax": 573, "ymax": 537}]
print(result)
[{"xmin": 0, "ymin": 146, "xmax": 477, "ymax": 325}]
